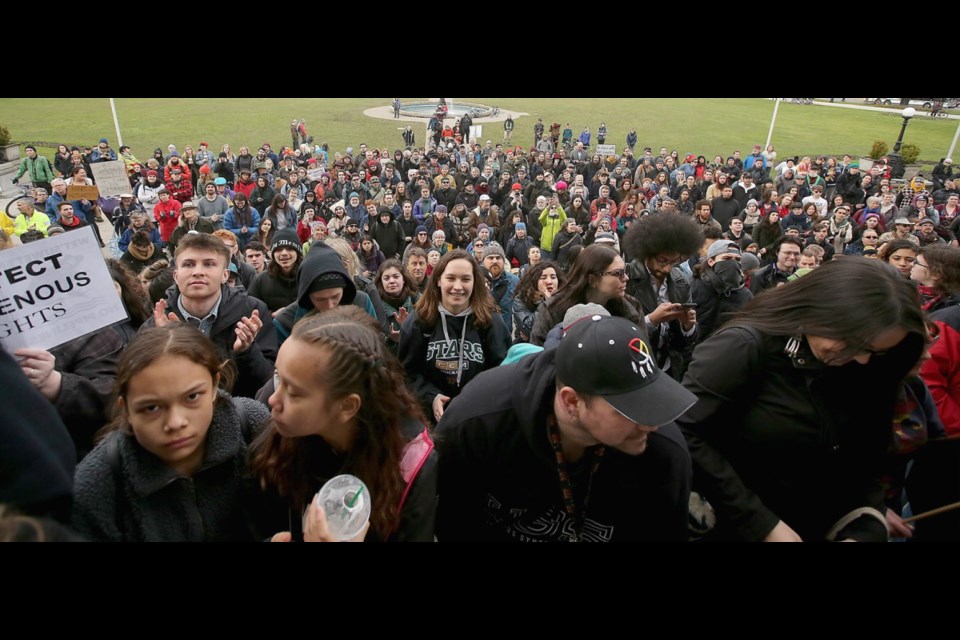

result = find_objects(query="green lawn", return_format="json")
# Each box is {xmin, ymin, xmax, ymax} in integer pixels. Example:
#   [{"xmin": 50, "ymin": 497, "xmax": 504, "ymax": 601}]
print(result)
[{"xmin": 0, "ymin": 98, "xmax": 955, "ymax": 168}]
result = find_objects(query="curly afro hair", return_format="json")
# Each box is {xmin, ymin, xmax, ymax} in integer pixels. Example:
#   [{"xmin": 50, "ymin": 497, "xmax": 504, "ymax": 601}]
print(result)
[{"xmin": 623, "ymin": 212, "xmax": 704, "ymax": 260}]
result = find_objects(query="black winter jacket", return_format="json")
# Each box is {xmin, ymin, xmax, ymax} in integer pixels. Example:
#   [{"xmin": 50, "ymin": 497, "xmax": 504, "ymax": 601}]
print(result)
[{"xmin": 436, "ymin": 348, "xmax": 692, "ymax": 541}]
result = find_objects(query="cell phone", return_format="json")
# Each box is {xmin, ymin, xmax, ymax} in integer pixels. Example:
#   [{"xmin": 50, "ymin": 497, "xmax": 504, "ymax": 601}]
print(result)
[{"xmin": 680, "ymin": 303, "xmax": 698, "ymax": 310}]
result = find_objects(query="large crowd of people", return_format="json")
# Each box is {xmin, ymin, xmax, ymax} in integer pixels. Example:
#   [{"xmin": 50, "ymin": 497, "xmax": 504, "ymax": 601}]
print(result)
[{"xmin": 2, "ymin": 111, "xmax": 959, "ymax": 542}]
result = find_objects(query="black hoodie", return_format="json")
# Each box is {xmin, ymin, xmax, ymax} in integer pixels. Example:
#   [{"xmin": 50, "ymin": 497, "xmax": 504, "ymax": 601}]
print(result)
[
  {"xmin": 435, "ymin": 348, "xmax": 692, "ymax": 541},
  {"xmin": 272, "ymin": 244, "xmax": 379, "ymax": 345}
]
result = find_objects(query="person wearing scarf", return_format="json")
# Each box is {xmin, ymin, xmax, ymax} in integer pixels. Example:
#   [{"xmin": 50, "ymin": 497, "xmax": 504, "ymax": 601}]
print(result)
[{"xmin": 120, "ymin": 230, "xmax": 163, "ymax": 274}]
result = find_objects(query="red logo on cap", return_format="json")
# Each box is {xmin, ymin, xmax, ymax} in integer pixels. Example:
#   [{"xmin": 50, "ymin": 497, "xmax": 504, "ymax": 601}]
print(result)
[{"xmin": 629, "ymin": 338, "xmax": 646, "ymax": 354}]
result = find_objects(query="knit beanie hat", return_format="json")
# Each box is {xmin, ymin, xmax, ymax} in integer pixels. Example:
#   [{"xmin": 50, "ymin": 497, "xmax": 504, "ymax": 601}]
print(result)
[{"xmin": 272, "ymin": 228, "xmax": 302, "ymax": 254}]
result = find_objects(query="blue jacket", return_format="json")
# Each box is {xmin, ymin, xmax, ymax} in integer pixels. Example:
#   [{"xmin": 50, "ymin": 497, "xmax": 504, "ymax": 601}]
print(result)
[
  {"xmin": 413, "ymin": 197, "xmax": 438, "ymax": 224},
  {"xmin": 224, "ymin": 205, "xmax": 261, "ymax": 246},
  {"xmin": 46, "ymin": 192, "xmax": 65, "ymax": 224},
  {"xmin": 118, "ymin": 225, "xmax": 162, "ymax": 254}
]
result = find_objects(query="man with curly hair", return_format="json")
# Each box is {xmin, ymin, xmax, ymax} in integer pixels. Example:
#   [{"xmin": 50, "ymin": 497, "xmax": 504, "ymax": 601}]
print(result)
[{"xmin": 623, "ymin": 213, "xmax": 704, "ymax": 380}]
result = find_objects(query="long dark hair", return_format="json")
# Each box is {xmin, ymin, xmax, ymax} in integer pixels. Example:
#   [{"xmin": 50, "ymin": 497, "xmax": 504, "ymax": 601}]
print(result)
[
  {"xmin": 232, "ymin": 194, "xmax": 253, "ymax": 227},
  {"xmin": 549, "ymin": 245, "xmax": 630, "ymax": 317},
  {"xmin": 879, "ymin": 239, "xmax": 918, "ymax": 265},
  {"xmin": 375, "ymin": 258, "xmax": 418, "ymax": 305},
  {"xmin": 414, "ymin": 249, "xmax": 498, "ymax": 328},
  {"xmin": 251, "ymin": 306, "xmax": 424, "ymax": 539},
  {"xmin": 728, "ymin": 258, "xmax": 926, "ymax": 362},
  {"xmin": 257, "ymin": 218, "xmax": 275, "ymax": 248},
  {"xmin": 515, "ymin": 260, "xmax": 565, "ymax": 310},
  {"xmin": 267, "ymin": 246, "xmax": 302, "ymax": 278}
]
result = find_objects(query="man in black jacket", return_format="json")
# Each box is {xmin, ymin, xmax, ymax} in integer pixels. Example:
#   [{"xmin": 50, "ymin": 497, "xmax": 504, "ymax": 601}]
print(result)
[
  {"xmin": 732, "ymin": 173, "xmax": 760, "ymax": 209},
  {"xmin": 146, "ymin": 232, "xmax": 277, "ymax": 399},
  {"xmin": 711, "ymin": 185, "xmax": 741, "ymax": 231},
  {"xmin": 433, "ymin": 176, "xmax": 458, "ymax": 211},
  {"xmin": 691, "ymin": 240, "xmax": 753, "ymax": 339},
  {"xmin": 436, "ymin": 315, "xmax": 696, "ymax": 542},
  {"xmin": 369, "ymin": 208, "xmax": 407, "ymax": 260},
  {"xmin": 424, "ymin": 205, "xmax": 457, "ymax": 249},
  {"xmin": 836, "ymin": 164, "xmax": 863, "ymax": 203},
  {"xmin": 623, "ymin": 214, "xmax": 702, "ymax": 380},
  {"xmin": 750, "ymin": 237, "xmax": 801, "ymax": 294}
]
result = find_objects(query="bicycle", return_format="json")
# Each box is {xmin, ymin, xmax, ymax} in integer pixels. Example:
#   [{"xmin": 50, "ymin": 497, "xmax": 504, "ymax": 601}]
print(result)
[{"xmin": 3, "ymin": 183, "xmax": 35, "ymax": 217}]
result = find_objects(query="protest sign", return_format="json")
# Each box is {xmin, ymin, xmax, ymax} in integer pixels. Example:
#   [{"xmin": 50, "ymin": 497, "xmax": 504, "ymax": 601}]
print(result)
[
  {"xmin": 595, "ymin": 144, "xmax": 617, "ymax": 157},
  {"xmin": 0, "ymin": 228, "xmax": 128, "ymax": 352},
  {"xmin": 66, "ymin": 185, "xmax": 100, "ymax": 201},
  {"xmin": 307, "ymin": 168, "xmax": 325, "ymax": 182},
  {"xmin": 91, "ymin": 160, "xmax": 133, "ymax": 197},
  {"xmin": 469, "ymin": 125, "xmax": 483, "ymax": 143}
]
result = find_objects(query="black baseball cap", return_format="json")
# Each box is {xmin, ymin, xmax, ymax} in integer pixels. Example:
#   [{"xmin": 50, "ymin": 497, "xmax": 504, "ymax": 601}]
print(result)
[{"xmin": 557, "ymin": 316, "xmax": 696, "ymax": 427}]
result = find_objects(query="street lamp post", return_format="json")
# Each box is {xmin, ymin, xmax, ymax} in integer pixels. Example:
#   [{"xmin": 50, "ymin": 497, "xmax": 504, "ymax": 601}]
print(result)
[{"xmin": 888, "ymin": 107, "xmax": 917, "ymax": 179}]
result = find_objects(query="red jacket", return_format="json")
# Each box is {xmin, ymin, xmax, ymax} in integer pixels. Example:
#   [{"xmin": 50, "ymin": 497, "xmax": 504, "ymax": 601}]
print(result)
[
  {"xmin": 163, "ymin": 161, "xmax": 192, "ymax": 183},
  {"xmin": 233, "ymin": 178, "xmax": 255, "ymax": 200},
  {"xmin": 165, "ymin": 179, "xmax": 193, "ymax": 205},
  {"xmin": 154, "ymin": 199, "xmax": 182, "ymax": 241},
  {"xmin": 921, "ymin": 307, "xmax": 960, "ymax": 435}
]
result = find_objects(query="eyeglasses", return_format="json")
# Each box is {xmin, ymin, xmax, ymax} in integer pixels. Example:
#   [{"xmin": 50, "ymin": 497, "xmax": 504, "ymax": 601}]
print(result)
[
  {"xmin": 653, "ymin": 256, "xmax": 684, "ymax": 267},
  {"xmin": 914, "ymin": 260, "xmax": 930, "ymax": 269},
  {"xmin": 599, "ymin": 268, "xmax": 628, "ymax": 280}
]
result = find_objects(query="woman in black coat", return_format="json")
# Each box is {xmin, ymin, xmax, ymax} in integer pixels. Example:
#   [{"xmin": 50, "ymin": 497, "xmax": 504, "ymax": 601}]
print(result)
[{"xmin": 677, "ymin": 259, "xmax": 927, "ymax": 542}]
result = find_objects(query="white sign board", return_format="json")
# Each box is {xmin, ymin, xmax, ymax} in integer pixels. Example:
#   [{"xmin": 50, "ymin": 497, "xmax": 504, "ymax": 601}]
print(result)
[
  {"xmin": 0, "ymin": 228, "xmax": 128, "ymax": 352},
  {"xmin": 91, "ymin": 160, "xmax": 132, "ymax": 197},
  {"xmin": 307, "ymin": 168, "xmax": 325, "ymax": 182},
  {"xmin": 469, "ymin": 125, "xmax": 483, "ymax": 143},
  {"xmin": 595, "ymin": 144, "xmax": 617, "ymax": 157}
]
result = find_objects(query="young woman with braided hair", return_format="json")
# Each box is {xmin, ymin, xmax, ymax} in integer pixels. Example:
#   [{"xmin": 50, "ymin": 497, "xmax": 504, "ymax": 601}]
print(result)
[{"xmin": 253, "ymin": 306, "xmax": 437, "ymax": 542}]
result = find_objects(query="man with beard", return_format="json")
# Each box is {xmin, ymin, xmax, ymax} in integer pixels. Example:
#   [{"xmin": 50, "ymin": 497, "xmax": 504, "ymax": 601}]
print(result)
[
  {"xmin": 468, "ymin": 194, "xmax": 500, "ymax": 238},
  {"xmin": 693, "ymin": 200, "xmax": 722, "ymax": 235},
  {"xmin": 624, "ymin": 214, "xmax": 702, "ymax": 381},
  {"xmin": 692, "ymin": 240, "xmax": 753, "ymax": 339},
  {"xmin": 198, "ymin": 181, "xmax": 229, "ymax": 231},
  {"xmin": 482, "ymin": 243, "xmax": 520, "ymax": 334},
  {"xmin": 404, "ymin": 247, "xmax": 429, "ymax": 295},
  {"xmin": 751, "ymin": 237, "xmax": 801, "ymax": 293}
]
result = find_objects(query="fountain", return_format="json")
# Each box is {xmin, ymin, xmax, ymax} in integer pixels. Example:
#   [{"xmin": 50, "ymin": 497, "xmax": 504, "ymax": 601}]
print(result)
[{"xmin": 398, "ymin": 98, "xmax": 495, "ymax": 120}]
